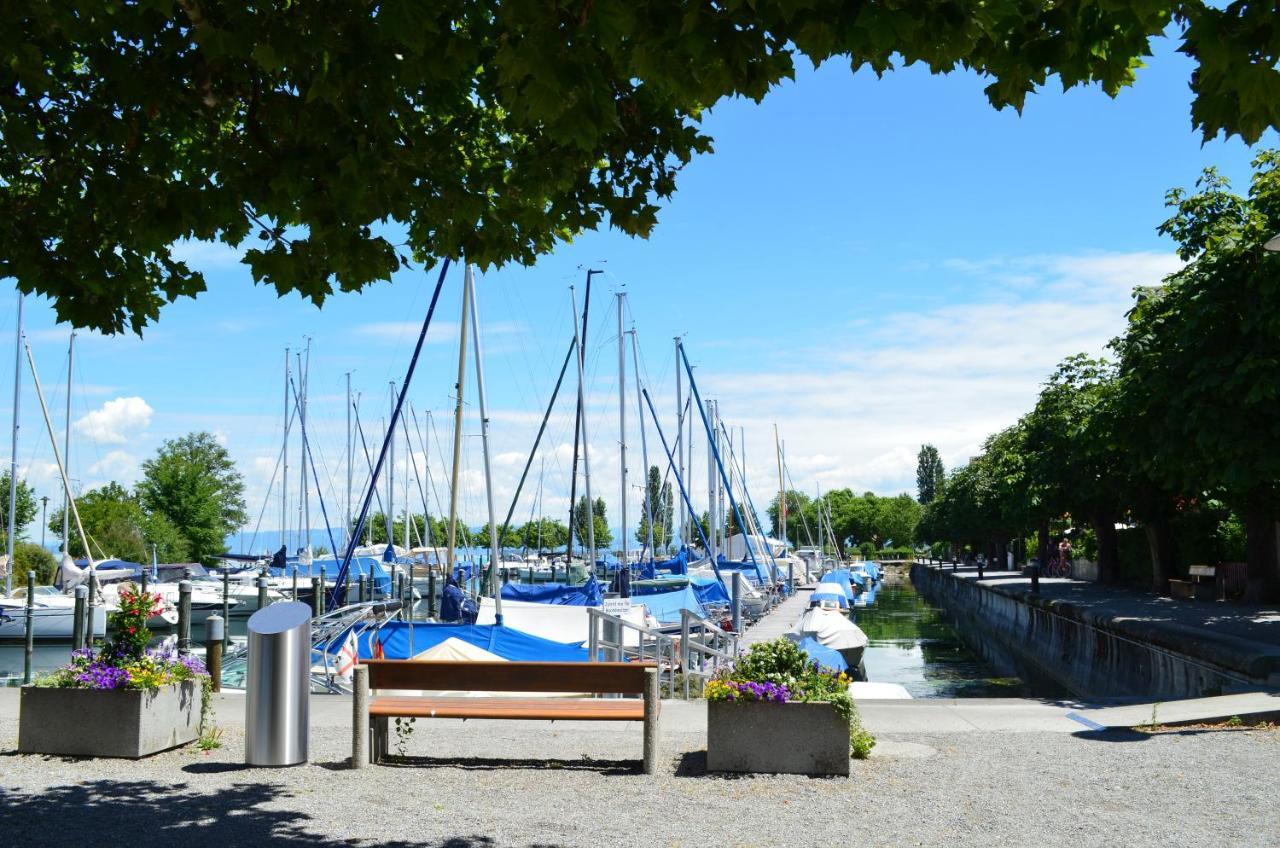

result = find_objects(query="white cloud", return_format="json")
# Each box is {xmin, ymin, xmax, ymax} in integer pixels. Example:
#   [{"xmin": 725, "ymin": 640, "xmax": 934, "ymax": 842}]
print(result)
[
  {"xmin": 74, "ymin": 397, "xmax": 153, "ymax": 445},
  {"xmin": 169, "ymin": 239, "xmax": 246, "ymax": 269},
  {"xmin": 86, "ymin": 450, "xmax": 141, "ymax": 486}
]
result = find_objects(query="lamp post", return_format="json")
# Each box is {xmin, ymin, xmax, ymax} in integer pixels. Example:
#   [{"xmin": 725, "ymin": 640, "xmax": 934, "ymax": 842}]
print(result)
[{"xmin": 39, "ymin": 496, "xmax": 48, "ymax": 549}]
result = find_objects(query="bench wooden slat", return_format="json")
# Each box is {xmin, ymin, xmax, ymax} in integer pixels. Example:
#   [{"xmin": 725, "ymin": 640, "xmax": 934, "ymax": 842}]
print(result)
[
  {"xmin": 369, "ymin": 696, "xmax": 645, "ymax": 721},
  {"xmin": 364, "ymin": 659, "xmax": 654, "ymax": 694}
]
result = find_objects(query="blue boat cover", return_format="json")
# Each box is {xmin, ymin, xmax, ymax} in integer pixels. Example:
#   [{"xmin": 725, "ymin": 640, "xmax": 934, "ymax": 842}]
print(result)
[
  {"xmin": 338, "ymin": 622, "xmax": 591, "ymax": 662},
  {"xmin": 689, "ymin": 573, "xmax": 730, "ymax": 606},
  {"xmin": 795, "ymin": 636, "xmax": 848, "ymax": 672},
  {"xmin": 278, "ymin": 556, "xmax": 391, "ymax": 595},
  {"xmin": 640, "ymin": 548, "xmax": 690, "ymax": 578},
  {"xmin": 716, "ymin": 553, "xmax": 768, "ymax": 584},
  {"xmin": 501, "ymin": 578, "xmax": 603, "ymax": 606},
  {"xmin": 819, "ymin": 569, "xmax": 865, "ymax": 601},
  {"xmin": 637, "ymin": 586, "xmax": 707, "ymax": 624},
  {"xmin": 810, "ymin": 588, "xmax": 850, "ymax": 609}
]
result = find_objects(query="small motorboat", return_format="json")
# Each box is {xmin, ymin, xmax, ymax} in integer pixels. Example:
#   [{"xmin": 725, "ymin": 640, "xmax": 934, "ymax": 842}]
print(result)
[{"xmin": 789, "ymin": 606, "xmax": 868, "ymax": 670}]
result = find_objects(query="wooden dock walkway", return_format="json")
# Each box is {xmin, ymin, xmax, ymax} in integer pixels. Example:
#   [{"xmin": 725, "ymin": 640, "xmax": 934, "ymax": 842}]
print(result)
[{"xmin": 739, "ymin": 585, "xmax": 813, "ymax": 648}]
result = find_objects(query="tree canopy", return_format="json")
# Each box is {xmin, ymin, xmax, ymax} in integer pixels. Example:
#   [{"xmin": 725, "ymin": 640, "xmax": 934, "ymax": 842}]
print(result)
[
  {"xmin": 0, "ymin": 471, "xmax": 38, "ymax": 548},
  {"xmin": 136, "ymin": 431, "xmax": 247, "ymax": 565},
  {"xmin": 916, "ymin": 444, "xmax": 945, "ymax": 505},
  {"xmin": 49, "ymin": 480, "xmax": 191, "ymax": 563},
  {"xmin": 5, "ymin": 2, "xmax": 1278, "ymax": 333}
]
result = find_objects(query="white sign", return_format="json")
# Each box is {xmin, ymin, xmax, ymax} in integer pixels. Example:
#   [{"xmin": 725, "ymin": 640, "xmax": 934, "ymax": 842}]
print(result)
[{"xmin": 602, "ymin": 598, "xmax": 631, "ymax": 616}]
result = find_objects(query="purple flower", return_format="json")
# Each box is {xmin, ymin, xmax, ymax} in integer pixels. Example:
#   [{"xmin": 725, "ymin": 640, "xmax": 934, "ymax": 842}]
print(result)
[
  {"xmin": 177, "ymin": 654, "xmax": 206, "ymax": 675},
  {"xmin": 75, "ymin": 662, "xmax": 129, "ymax": 690}
]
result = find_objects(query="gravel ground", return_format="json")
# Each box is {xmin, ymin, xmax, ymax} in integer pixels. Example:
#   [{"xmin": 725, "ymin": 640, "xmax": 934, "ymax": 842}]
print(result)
[{"xmin": 1, "ymin": 709, "xmax": 1276, "ymax": 848}]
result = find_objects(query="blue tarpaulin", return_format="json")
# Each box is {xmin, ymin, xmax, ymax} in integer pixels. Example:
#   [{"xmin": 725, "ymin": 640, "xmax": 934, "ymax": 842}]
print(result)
[
  {"xmin": 640, "ymin": 548, "xmax": 690, "ymax": 579},
  {"xmin": 795, "ymin": 636, "xmax": 849, "ymax": 672},
  {"xmin": 810, "ymin": 587, "xmax": 850, "ymax": 609},
  {"xmin": 500, "ymin": 578, "xmax": 603, "ymax": 606},
  {"xmin": 278, "ymin": 557, "xmax": 391, "ymax": 595},
  {"xmin": 689, "ymin": 573, "xmax": 730, "ymax": 606},
  {"xmin": 716, "ymin": 554, "xmax": 768, "ymax": 585},
  {"xmin": 637, "ymin": 586, "xmax": 707, "ymax": 625},
  {"xmin": 819, "ymin": 569, "xmax": 865, "ymax": 601},
  {"xmin": 336, "ymin": 622, "xmax": 592, "ymax": 662}
]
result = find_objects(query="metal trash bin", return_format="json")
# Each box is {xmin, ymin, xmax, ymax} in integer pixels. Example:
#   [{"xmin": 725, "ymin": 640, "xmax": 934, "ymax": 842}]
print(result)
[{"xmin": 245, "ymin": 601, "xmax": 312, "ymax": 766}]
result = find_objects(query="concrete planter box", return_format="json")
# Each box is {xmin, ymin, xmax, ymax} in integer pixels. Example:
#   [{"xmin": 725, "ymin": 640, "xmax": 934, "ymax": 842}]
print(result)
[
  {"xmin": 18, "ymin": 681, "xmax": 200, "ymax": 758},
  {"xmin": 707, "ymin": 700, "xmax": 850, "ymax": 776}
]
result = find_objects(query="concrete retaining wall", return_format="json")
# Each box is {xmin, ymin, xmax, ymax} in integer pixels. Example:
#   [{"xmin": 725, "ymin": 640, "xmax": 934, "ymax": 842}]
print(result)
[{"xmin": 912, "ymin": 564, "xmax": 1278, "ymax": 700}]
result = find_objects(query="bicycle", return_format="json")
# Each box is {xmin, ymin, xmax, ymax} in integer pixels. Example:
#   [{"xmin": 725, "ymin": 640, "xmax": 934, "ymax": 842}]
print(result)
[{"xmin": 1044, "ymin": 552, "xmax": 1072, "ymax": 578}]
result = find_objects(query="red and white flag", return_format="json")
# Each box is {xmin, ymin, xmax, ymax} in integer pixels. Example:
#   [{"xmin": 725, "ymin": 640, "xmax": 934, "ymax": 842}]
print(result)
[{"xmin": 336, "ymin": 631, "xmax": 359, "ymax": 682}]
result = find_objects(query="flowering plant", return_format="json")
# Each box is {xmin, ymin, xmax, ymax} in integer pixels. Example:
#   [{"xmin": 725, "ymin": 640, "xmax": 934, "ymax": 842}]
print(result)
[
  {"xmin": 705, "ymin": 637, "xmax": 874, "ymax": 758},
  {"xmin": 37, "ymin": 585, "xmax": 208, "ymax": 693}
]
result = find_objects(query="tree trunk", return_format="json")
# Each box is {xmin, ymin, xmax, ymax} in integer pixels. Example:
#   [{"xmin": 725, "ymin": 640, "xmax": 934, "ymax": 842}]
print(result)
[
  {"xmin": 1143, "ymin": 518, "xmax": 1177, "ymax": 596},
  {"xmin": 1242, "ymin": 502, "xmax": 1280, "ymax": 604},
  {"xmin": 1092, "ymin": 510, "xmax": 1120, "ymax": 584},
  {"xmin": 1037, "ymin": 519, "xmax": 1051, "ymax": 570}
]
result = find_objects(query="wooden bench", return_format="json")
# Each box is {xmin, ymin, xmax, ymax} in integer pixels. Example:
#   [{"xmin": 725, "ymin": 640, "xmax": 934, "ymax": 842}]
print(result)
[
  {"xmin": 1170, "ymin": 564, "xmax": 1217, "ymax": 601},
  {"xmin": 351, "ymin": 660, "xmax": 660, "ymax": 774}
]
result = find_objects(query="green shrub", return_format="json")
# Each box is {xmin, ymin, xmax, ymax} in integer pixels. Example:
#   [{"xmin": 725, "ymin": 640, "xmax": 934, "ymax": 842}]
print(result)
[{"xmin": 13, "ymin": 542, "xmax": 58, "ymax": 585}]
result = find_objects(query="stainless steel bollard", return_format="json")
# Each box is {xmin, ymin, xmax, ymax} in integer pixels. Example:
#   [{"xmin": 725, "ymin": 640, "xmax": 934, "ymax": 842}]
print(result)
[
  {"xmin": 245, "ymin": 601, "xmax": 311, "ymax": 766},
  {"xmin": 71, "ymin": 584, "xmax": 87, "ymax": 655},
  {"xmin": 177, "ymin": 579, "xmax": 192, "ymax": 655},
  {"xmin": 731, "ymin": 572, "xmax": 743, "ymax": 633}
]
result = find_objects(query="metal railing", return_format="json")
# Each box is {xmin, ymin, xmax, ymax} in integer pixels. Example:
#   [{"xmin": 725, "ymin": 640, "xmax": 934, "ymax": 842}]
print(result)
[{"xmin": 585, "ymin": 606, "xmax": 739, "ymax": 699}]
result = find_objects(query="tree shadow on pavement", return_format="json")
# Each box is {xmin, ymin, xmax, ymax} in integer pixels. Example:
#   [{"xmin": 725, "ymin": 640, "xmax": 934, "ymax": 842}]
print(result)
[{"xmin": 0, "ymin": 779, "xmax": 560, "ymax": 847}]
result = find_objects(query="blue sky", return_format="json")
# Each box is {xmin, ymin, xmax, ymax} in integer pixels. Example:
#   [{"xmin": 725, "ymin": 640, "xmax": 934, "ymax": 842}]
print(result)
[{"xmin": 2, "ymin": 36, "xmax": 1273, "ymax": 552}]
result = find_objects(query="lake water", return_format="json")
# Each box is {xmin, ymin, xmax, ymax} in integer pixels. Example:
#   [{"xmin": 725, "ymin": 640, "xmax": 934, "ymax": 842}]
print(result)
[{"xmin": 858, "ymin": 575, "xmax": 1066, "ymax": 699}]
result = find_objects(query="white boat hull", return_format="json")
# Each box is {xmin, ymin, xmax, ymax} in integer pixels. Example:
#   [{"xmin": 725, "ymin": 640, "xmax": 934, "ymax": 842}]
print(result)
[{"xmin": 0, "ymin": 601, "xmax": 107, "ymax": 640}]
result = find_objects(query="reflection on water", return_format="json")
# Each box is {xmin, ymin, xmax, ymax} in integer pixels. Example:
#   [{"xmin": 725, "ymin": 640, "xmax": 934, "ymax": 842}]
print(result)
[{"xmin": 858, "ymin": 577, "xmax": 1065, "ymax": 699}]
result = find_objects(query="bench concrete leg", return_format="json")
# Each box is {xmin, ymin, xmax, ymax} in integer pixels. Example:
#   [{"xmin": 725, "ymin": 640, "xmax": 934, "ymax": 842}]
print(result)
[
  {"xmin": 352, "ymin": 665, "xmax": 369, "ymax": 769},
  {"xmin": 372, "ymin": 716, "xmax": 389, "ymax": 765},
  {"xmin": 642, "ymin": 667, "xmax": 660, "ymax": 775}
]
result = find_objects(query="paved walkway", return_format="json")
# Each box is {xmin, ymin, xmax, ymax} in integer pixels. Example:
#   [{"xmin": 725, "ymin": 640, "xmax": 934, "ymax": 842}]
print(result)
[{"xmin": 738, "ymin": 585, "xmax": 812, "ymax": 648}]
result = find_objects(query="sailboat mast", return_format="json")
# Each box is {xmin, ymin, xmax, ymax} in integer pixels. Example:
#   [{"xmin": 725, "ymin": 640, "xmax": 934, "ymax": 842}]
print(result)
[
  {"xmin": 403, "ymin": 408, "xmax": 411, "ymax": 551},
  {"xmin": 387, "ymin": 381, "xmax": 396, "ymax": 547},
  {"xmin": 570, "ymin": 285, "xmax": 597, "ymax": 569},
  {"xmin": 774, "ymin": 425, "xmax": 786, "ymax": 547},
  {"xmin": 5, "ymin": 293, "xmax": 23, "ymax": 595},
  {"xmin": 445, "ymin": 267, "xmax": 473, "ymax": 582},
  {"xmin": 630, "ymin": 331, "xmax": 656, "ymax": 558},
  {"xmin": 706, "ymin": 394, "xmax": 718, "ymax": 563},
  {"xmin": 61, "ymin": 332, "xmax": 74, "ymax": 555},
  {"xmin": 345, "ymin": 371, "xmax": 353, "ymax": 549},
  {"xmin": 674, "ymin": 336, "xmax": 683, "ymax": 546},
  {"xmin": 281, "ymin": 347, "xmax": 290, "ymax": 552},
  {"xmin": 300, "ymin": 340, "xmax": 311, "ymax": 557},
  {"xmin": 468, "ymin": 266, "xmax": 503, "ymax": 619},
  {"xmin": 617, "ymin": 292, "xmax": 627, "ymax": 574},
  {"xmin": 24, "ymin": 343, "xmax": 93, "ymax": 571}
]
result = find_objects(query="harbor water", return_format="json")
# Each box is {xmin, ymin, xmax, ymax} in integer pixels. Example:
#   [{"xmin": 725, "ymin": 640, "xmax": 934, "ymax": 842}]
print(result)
[{"xmin": 857, "ymin": 572, "xmax": 1067, "ymax": 699}]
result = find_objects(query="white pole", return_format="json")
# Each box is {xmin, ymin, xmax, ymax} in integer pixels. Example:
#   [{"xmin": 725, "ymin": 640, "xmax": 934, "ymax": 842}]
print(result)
[
  {"xmin": 617, "ymin": 292, "xmax": 627, "ymax": 570},
  {"xmin": 445, "ymin": 268, "xmax": 472, "ymax": 582},
  {"xmin": 570, "ymin": 286, "xmax": 596, "ymax": 568},
  {"xmin": 300, "ymin": 341, "xmax": 311, "ymax": 558},
  {"xmin": 281, "ymin": 347, "xmax": 289, "ymax": 552},
  {"xmin": 706, "ymin": 397, "xmax": 717, "ymax": 563},
  {"xmin": 5, "ymin": 294, "xmax": 23, "ymax": 595},
  {"xmin": 468, "ymin": 266, "xmax": 503, "ymax": 621},
  {"xmin": 61, "ymin": 332, "xmax": 74, "ymax": 555},
  {"xmin": 674, "ymin": 336, "xmax": 683, "ymax": 545},
  {"xmin": 387, "ymin": 381, "xmax": 396, "ymax": 547},
  {"xmin": 630, "ymin": 331, "xmax": 656, "ymax": 557},
  {"xmin": 24, "ymin": 343, "xmax": 93, "ymax": 571},
  {"xmin": 345, "ymin": 371, "xmax": 353, "ymax": 549}
]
